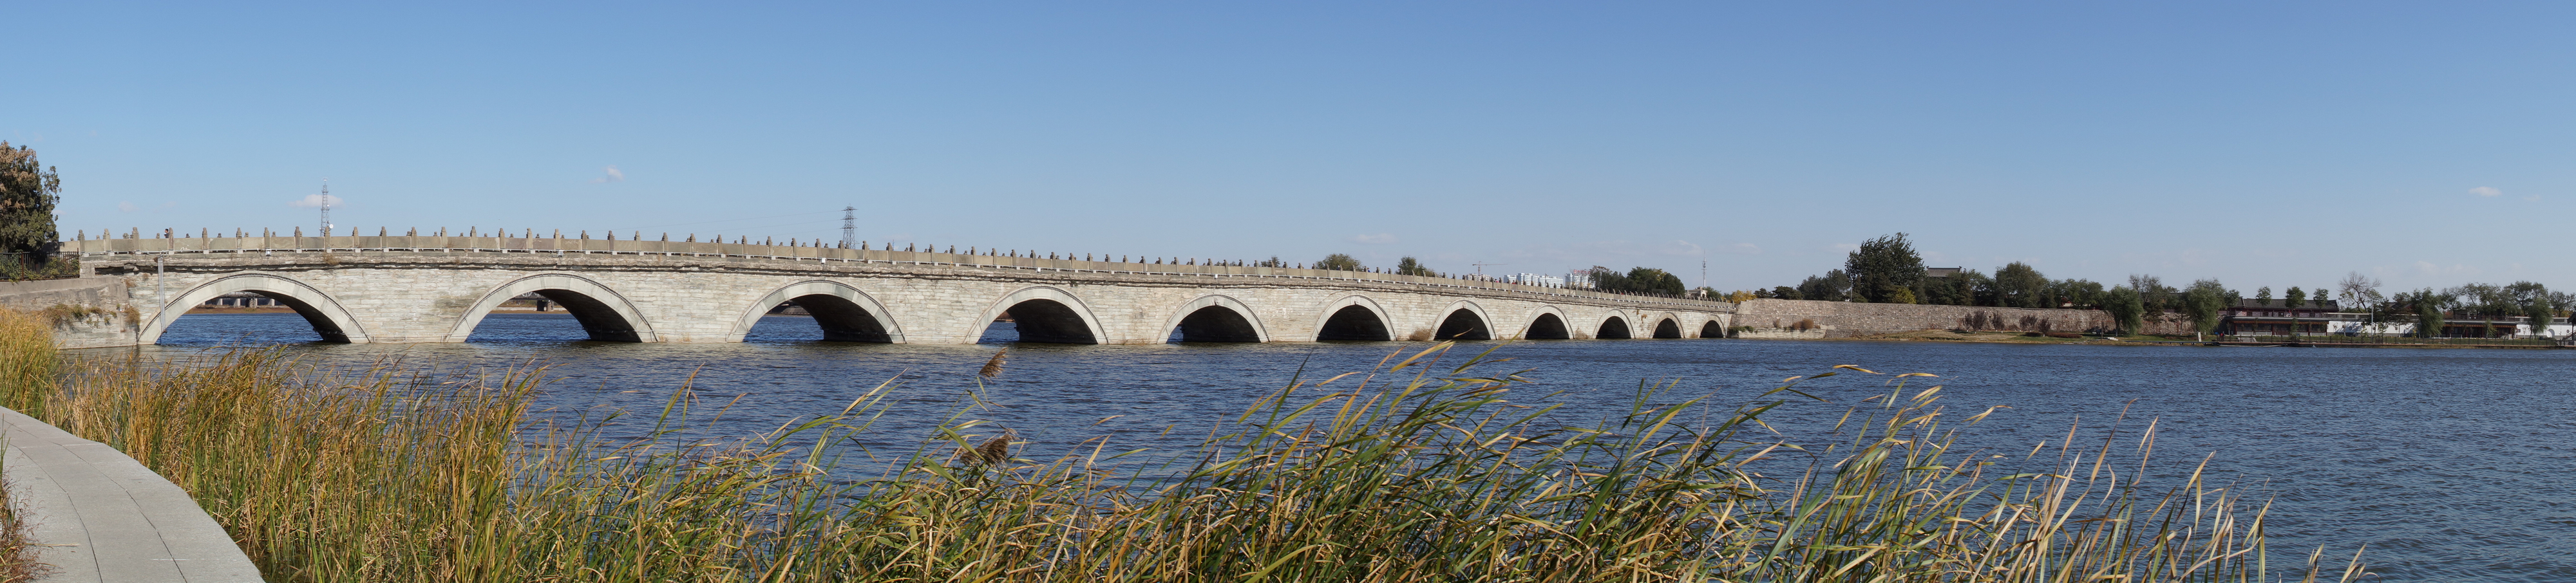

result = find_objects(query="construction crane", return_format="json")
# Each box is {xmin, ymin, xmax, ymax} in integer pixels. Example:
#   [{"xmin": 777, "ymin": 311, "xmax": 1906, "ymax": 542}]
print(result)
[{"xmin": 1471, "ymin": 263, "xmax": 1508, "ymax": 276}]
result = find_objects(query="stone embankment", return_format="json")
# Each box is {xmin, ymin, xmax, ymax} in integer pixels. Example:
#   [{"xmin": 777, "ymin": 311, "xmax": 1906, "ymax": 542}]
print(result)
[
  {"xmin": 1730, "ymin": 299, "xmax": 2195, "ymax": 338},
  {"xmin": 0, "ymin": 279, "xmax": 136, "ymax": 349}
]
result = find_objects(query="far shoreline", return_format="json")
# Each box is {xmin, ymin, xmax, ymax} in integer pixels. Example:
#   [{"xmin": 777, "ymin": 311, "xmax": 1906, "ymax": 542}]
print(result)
[{"xmin": 1782, "ymin": 329, "xmax": 2568, "ymax": 349}]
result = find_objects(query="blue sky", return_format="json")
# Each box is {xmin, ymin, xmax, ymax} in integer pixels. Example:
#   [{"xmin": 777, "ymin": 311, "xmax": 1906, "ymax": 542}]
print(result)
[{"xmin": 12, "ymin": 2, "xmax": 2571, "ymax": 294}]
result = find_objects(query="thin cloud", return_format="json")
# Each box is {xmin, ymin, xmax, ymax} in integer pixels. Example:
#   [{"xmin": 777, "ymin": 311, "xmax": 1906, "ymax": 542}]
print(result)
[
  {"xmin": 289, "ymin": 194, "xmax": 343, "ymax": 208},
  {"xmin": 591, "ymin": 165, "xmax": 625, "ymax": 183},
  {"xmin": 2524, "ymin": 194, "xmax": 2543, "ymax": 201},
  {"xmin": 2470, "ymin": 186, "xmax": 2501, "ymax": 198},
  {"xmin": 116, "ymin": 201, "xmax": 137, "ymax": 212},
  {"xmin": 1352, "ymin": 233, "xmax": 1398, "ymax": 244}
]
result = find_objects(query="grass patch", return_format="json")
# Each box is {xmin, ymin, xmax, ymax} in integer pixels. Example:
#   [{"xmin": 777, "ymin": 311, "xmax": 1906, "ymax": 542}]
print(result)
[{"xmin": 0, "ymin": 310, "xmax": 2365, "ymax": 582}]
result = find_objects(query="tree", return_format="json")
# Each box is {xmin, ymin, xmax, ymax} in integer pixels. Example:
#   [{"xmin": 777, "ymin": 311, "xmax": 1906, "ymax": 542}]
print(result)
[
  {"xmin": 1770, "ymin": 286, "xmax": 1802, "ymax": 301},
  {"xmin": 2181, "ymin": 279, "xmax": 2229, "ymax": 335},
  {"xmin": 2417, "ymin": 299, "xmax": 2447, "ymax": 338},
  {"xmin": 0, "ymin": 142, "xmax": 62, "ymax": 268},
  {"xmin": 2448, "ymin": 282, "xmax": 2509, "ymax": 319},
  {"xmin": 1962, "ymin": 270, "xmax": 2000, "ymax": 306},
  {"xmin": 2336, "ymin": 272, "xmax": 2382, "ymax": 314},
  {"xmin": 2526, "ymin": 295, "xmax": 2557, "ymax": 338},
  {"xmin": 1394, "ymin": 257, "xmax": 1436, "ymax": 277},
  {"xmin": 2050, "ymin": 279, "xmax": 2105, "ymax": 309},
  {"xmin": 2284, "ymin": 286, "xmax": 2306, "ymax": 309},
  {"xmin": 1588, "ymin": 266, "xmax": 1629, "ymax": 293},
  {"xmin": 1948, "ymin": 269, "xmax": 1990, "ymax": 306},
  {"xmin": 1584, "ymin": 266, "xmax": 1680, "ymax": 295},
  {"xmin": 1843, "ymin": 233, "xmax": 1926, "ymax": 304},
  {"xmin": 1796, "ymin": 270, "xmax": 1850, "ymax": 302},
  {"xmin": 2103, "ymin": 286, "xmax": 2146, "ymax": 335},
  {"xmin": 2255, "ymin": 286, "xmax": 2273, "ymax": 306},
  {"xmin": 1993, "ymin": 262, "xmax": 2047, "ymax": 308},
  {"xmin": 2130, "ymin": 274, "xmax": 2175, "ymax": 313},
  {"xmin": 1621, "ymin": 267, "xmax": 1685, "ymax": 295},
  {"xmin": 1314, "ymin": 254, "xmax": 1363, "ymax": 272},
  {"xmin": 2394, "ymin": 288, "xmax": 2450, "ymax": 338}
]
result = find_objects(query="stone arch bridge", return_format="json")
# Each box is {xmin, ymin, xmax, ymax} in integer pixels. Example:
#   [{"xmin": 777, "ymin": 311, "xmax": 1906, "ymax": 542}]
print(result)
[{"xmin": 62, "ymin": 234, "xmax": 1735, "ymax": 347}]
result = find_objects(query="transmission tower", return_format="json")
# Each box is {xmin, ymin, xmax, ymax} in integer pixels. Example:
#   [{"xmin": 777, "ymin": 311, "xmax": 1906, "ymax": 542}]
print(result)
[
  {"xmin": 319, "ymin": 180, "xmax": 332, "ymax": 236},
  {"xmin": 839, "ymin": 206, "xmax": 856, "ymax": 248}
]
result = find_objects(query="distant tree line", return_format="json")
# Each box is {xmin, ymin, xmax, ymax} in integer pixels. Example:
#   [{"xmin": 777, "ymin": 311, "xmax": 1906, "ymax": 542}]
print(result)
[
  {"xmin": 1757, "ymin": 233, "xmax": 2571, "ymax": 337},
  {"xmin": 1310, "ymin": 254, "xmax": 1445, "ymax": 277},
  {"xmin": 1587, "ymin": 266, "xmax": 1685, "ymax": 295},
  {"xmin": 1303, "ymin": 254, "xmax": 1690, "ymax": 297}
]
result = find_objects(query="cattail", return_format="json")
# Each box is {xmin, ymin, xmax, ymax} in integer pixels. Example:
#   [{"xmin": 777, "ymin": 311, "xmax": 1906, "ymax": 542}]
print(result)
[{"xmin": 980, "ymin": 349, "xmax": 1007, "ymax": 378}]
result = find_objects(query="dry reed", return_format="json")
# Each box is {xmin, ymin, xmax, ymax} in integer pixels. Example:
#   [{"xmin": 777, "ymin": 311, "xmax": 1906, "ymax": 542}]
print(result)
[{"xmin": 0, "ymin": 472, "xmax": 44, "ymax": 582}]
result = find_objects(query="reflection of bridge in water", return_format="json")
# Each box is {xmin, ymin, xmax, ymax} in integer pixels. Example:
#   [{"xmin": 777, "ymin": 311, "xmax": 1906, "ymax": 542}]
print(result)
[{"xmin": 63, "ymin": 234, "xmax": 1734, "ymax": 347}]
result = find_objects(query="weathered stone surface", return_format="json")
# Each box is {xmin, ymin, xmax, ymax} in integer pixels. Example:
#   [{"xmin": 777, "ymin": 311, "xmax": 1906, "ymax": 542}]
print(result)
[
  {"xmin": 62, "ymin": 238, "xmax": 1737, "ymax": 347},
  {"xmin": 0, "ymin": 278, "xmax": 139, "ymax": 349}
]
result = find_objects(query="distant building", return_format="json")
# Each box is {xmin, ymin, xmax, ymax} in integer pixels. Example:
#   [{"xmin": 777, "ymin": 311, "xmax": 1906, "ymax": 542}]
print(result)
[
  {"xmin": 2222, "ymin": 298, "xmax": 2572, "ymax": 339},
  {"xmin": 1924, "ymin": 266, "xmax": 1964, "ymax": 279},
  {"xmin": 2219, "ymin": 299, "xmax": 2339, "ymax": 336},
  {"xmin": 198, "ymin": 292, "xmax": 281, "ymax": 308},
  {"xmin": 1507, "ymin": 273, "xmax": 1566, "ymax": 288},
  {"xmin": 1562, "ymin": 272, "xmax": 1595, "ymax": 290}
]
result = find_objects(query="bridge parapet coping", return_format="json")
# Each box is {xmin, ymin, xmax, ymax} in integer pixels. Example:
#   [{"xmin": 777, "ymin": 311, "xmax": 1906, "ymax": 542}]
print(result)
[{"xmin": 65, "ymin": 236, "xmax": 1730, "ymax": 311}]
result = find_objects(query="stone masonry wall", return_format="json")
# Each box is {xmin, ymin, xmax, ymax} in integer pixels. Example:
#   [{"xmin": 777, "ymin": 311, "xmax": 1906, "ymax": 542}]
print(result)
[
  {"xmin": 0, "ymin": 277, "xmax": 142, "ymax": 348},
  {"xmin": 1731, "ymin": 299, "xmax": 2196, "ymax": 337}
]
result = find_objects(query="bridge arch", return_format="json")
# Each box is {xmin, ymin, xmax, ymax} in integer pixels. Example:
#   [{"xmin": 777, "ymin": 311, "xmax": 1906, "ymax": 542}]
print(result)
[
  {"xmin": 140, "ymin": 272, "xmax": 370, "ymax": 344},
  {"xmin": 446, "ymin": 273, "xmax": 658, "ymax": 342},
  {"xmin": 732, "ymin": 281, "xmax": 906, "ymax": 342},
  {"xmin": 1700, "ymin": 319, "xmax": 1726, "ymax": 338},
  {"xmin": 1162, "ymin": 295, "xmax": 1269, "ymax": 343},
  {"xmin": 974, "ymin": 286, "xmax": 1108, "ymax": 344},
  {"xmin": 1519, "ymin": 305, "xmax": 1572, "ymax": 340},
  {"xmin": 1313, "ymin": 295, "xmax": 1394, "ymax": 341},
  {"xmin": 1433, "ymin": 301, "xmax": 1495, "ymax": 341},
  {"xmin": 1596, "ymin": 315, "xmax": 1633, "ymax": 339},
  {"xmin": 1651, "ymin": 315, "xmax": 1683, "ymax": 339}
]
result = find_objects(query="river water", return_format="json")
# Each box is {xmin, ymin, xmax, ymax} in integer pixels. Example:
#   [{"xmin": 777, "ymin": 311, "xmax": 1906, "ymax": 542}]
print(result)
[{"xmin": 104, "ymin": 312, "xmax": 2576, "ymax": 582}]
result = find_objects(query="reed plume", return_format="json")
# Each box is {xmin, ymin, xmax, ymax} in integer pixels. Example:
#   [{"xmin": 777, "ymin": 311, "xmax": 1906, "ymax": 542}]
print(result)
[{"xmin": 978, "ymin": 349, "xmax": 1007, "ymax": 378}]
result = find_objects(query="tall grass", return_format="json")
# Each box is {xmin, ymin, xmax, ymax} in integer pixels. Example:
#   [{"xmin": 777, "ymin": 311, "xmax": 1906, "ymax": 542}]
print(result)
[
  {"xmin": 0, "ymin": 309, "xmax": 2363, "ymax": 582},
  {"xmin": 0, "ymin": 462, "xmax": 41, "ymax": 583},
  {"xmin": 0, "ymin": 308, "xmax": 52, "ymax": 582}
]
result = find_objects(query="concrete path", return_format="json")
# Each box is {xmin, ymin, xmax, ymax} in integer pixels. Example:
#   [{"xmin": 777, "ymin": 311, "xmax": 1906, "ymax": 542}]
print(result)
[{"xmin": 0, "ymin": 407, "xmax": 262, "ymax": 582}]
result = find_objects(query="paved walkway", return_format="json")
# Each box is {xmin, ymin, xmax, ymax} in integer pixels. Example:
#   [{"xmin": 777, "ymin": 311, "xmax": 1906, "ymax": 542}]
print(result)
[{"xmin": 0, "ymin": 407, "xmax": 261, "ymax": 582}]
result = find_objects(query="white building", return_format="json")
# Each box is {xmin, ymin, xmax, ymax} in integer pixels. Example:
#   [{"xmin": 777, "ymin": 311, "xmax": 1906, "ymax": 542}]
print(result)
[{"xmin": 1507, "ymin": 273, "xmax": 1565, "ymax": 288}]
